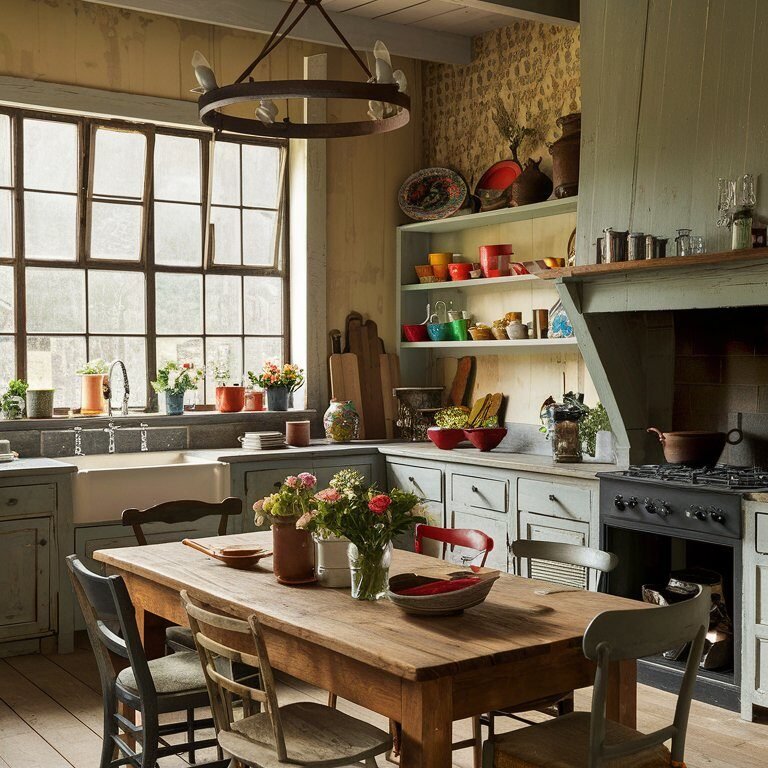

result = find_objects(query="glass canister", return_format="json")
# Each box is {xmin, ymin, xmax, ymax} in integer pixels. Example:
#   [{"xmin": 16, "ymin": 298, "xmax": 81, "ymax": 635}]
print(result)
[
  {"xmin": 323, "ymin": 399, "xmax": 361, "ymax": 443},
  {"xmin": 548, "ymin": 403, "xmax": 583, "ymax": 463}
]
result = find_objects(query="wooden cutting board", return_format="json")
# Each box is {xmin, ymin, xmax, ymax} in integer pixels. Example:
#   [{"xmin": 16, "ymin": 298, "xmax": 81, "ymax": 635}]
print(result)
[
  {"xmin": 328, "ymin": 353, "xmax": 366, "ymax": 439},
  {"xmin": 448, "ymin": 356, "xmax": 474, "ymax": 407},
  {"xmin": 346, "ymin": 313, "xmax": 387, "ymax": 439},
  {"xmin": 380, "ymin": 353, "xmax": 401, "ymax": 439}
]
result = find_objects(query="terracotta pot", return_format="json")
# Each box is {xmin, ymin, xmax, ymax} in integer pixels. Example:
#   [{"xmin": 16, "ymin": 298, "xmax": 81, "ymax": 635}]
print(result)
[
  {"xmin": 215, "ymin": 385, "xmax": 245, "ymax": 413},
  {"xmin": 647, "ymin": 428, "xmax": 741, "ymax": 468},
  {"xmin": 549, "ymin": 112, "xmax": 581, "ymax": 199},
  {"xmin": 271, "ymin": 519, "xmax": 315, "ymax": 585},
  {"xmin": 81, "ymin": 374, "xmax": 107, "ymax": 416},
  {"xmin": 511, "ymin": 158, "xmax": 553, "ymax": 207}
]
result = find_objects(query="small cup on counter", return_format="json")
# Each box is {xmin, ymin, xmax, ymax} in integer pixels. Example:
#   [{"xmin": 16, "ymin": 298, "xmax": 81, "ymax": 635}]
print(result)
[{"xmin": 286, "ymin": 420, "xmax": 311, "ymax": 447}]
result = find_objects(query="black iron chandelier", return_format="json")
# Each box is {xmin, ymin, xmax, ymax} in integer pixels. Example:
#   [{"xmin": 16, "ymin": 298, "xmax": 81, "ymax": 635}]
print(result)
[{"xmin": 191, "ymin": 0, "xmax": 410, "ymax": 139}]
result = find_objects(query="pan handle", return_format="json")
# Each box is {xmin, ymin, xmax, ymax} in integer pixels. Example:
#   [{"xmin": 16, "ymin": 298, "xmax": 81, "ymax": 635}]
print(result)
[
  {"xmin": 647, "ymin": 427, "xmax": 665, "ymax": 444},
  {"xmin": 727, "ymin": 428, "xmax": 743, "ymax": 445}
]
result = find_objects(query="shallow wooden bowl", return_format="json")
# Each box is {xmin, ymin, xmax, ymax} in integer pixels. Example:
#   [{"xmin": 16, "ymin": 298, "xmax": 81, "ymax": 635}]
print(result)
[{"xmin": 387, "ymin": 573, "xmax": 499, "ymax": 616}]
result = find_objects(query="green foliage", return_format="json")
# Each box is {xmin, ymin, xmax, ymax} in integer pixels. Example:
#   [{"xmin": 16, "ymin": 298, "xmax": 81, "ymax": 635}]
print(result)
[
  {"xmin": 580, "ymin": 402, "xmax": 612, "ymax": 456},
  {"xmin": 150, "ymin": 361, "xmax": 203, "ymax": 396},
  {"xmin": 1, "ymin": 379, "xmax": 29, "ymax": 418},
  {"xmin": 77, "ymin": 359, "xmax": 109, "ymax": 375}
]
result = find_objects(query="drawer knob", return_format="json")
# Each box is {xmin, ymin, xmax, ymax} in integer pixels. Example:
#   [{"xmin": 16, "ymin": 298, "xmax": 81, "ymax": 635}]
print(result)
[
  {"xmin": 408, "ymin": 476, "xmax": 415, "ymax": 483},
  {"xmin": 548, "ymin": 494, "xmax": 557, "ymax": 502},
  {"xmin": 6, "ymin": 498, "xmax": 18, "ymax": 506},
  {"xmin": 472, "ymin": 485, "xmax": 479, "ymax": 493},
  {"xmin": 39, "ymin": 538, "xmax": 47, "ymax": 546}
]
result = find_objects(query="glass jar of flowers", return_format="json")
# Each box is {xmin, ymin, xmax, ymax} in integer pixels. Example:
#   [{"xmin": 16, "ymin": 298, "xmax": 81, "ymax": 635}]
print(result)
[
  {"xmin": 253, "ymin": 472, "xmax": 317, "ymax": 585},
  {"xmin": 248, "ymin": 362, "xmax": 304, "ymax": 412},
  {"xmin": 151, "ymin": 361, "xmax": 203, "ymax": 415},
  {"xmin": 297, "ymin": 469, "xmax": 425, "ymax": 601}
]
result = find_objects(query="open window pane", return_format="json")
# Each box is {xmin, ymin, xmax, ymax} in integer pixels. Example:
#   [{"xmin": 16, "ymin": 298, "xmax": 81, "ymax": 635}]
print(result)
[
  {"xmin": 155, "ymin": 273, "xmax": 203, "ymax": 334},
  {"xmin": 0, "ymin": 190, "xmax": 12, "ymax": 258},
  {"xmin": 154, "ymin": 202, "xmax": 202, "ymax": 266},
  {"xmin": 245, "ymin": 337, "xmax": 282, "ymax": 374},
  {"xmin": 243, "ymin": 209, "xmax": 278, "ymax": 266},
  {"xmin": 244, "ymin": 276, "xmax": 282, "ymax": 335},
  {"xmin": 154, "ymin": 134, "xmax": 201, "ymax": 203},
  {"xmin": 93, "ymin": 128, "xmax": 146, "ymax": 199},
  {"xmin": 89, "ymin": 336, "xmax": 147, "ymax": 407},
  {"xmin": 0, "ymin": 336, "xmax": 14, "ymax": 383},
  {"xmin": 205, "ymin": 337, "xmax": 243, "ymax": 399},
  {"xmin": 26, "ymin": 268, "xmax": 85, "ymax": 333},
  {"xmin": 24, "ymin": 192, "xmax": 78, "ymax": 261},
  {"xmin": 210, "ymin": 206, "xmax": 241, "ymax": 265},
  {"xmin": 23, "ymin": 119, "xmax": 78, "ymax": 193},
  {"xmin": 0, "ymin": 114, "xmax": 11, "ymax": 187},
  {"xmin": 88, "ymin": 270, "xmax": 145, "ymax": 334},
  {"xmin": 90, "ymin": 202, "xmax": 143, "ymax": 261},
  {"xmin": 205, "ymin": 275, "xmax": 242, "ymax": 335},
  {"xmin": 242, "ymin": 144, "xmax": 281, "ymax": 209},
  {"xmin": 0, "ymin": 265, "xmax": 14, "ymax": 331},
  {"xmin": 27, "ymin": 335, "xmax": 86, "ymax": 408},
  {"xmin": 211, "ymin": 141, "xmax": 240, "ymax": 206}
]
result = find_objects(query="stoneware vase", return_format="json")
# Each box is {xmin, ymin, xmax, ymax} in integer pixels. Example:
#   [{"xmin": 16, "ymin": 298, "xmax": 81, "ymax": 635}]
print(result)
[
  {"xmin": 348, "ymin": 541, "xmax": 393, "ymax": 601},
  {"xmin": 25, "ymin": 389, "xmax": 54, "ymax": 419},
  {"xmin": 549, "ymin": 112, "xmax": 581, "ymax": 198},
  {"xmin": 165, "ymin": 391, "xmax": 185, "ymax": 416},
  {"xmin": 323, "ymin": 399, "xmax": 361, "ymax": 443},
  {"xmin": 271, "ymin": 517, "xmax": 315, "ymax": 585},
  {"xmin": 511, "ymin": 157, "xmax": 554, "ymax": 206},
  {"xmin": 266, "ymin": 385, "xmax": 290, "ymax": 411},
  {"xmin": 314, "ymin": 535, "xmax": 352, "ymax": 588},
  {"xmin": 215, "ymin": 385, "xmax": 245, "ymax": 413},
  {"xmin": 81, "ymin": 374, "xmax": 107, "ymax": 416}
]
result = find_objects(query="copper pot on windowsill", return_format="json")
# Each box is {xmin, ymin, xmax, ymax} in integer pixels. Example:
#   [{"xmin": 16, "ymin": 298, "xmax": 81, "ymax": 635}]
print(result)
[{"xmin": 647, "ymin": 427, "xmax": 742, "ymax": 468}]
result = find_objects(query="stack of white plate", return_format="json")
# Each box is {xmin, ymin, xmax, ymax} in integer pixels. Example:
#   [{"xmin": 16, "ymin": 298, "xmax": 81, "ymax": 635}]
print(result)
[{"xmin": 239, "ymin": 431, "xmax": 286, "ymax": 450}]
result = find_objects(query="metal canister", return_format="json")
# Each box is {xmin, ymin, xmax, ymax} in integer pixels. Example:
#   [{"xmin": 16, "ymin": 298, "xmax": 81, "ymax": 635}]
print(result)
[
  {"xmin": 627, "ymin": 232, "xmax": 645, "ymax": 261},
  {"xmin": 656, "ymin": 238, "xmax": 668, "ymax": 258},
  {"xmin": 596, "ymin": 237, "xmax": 605, "ymax": 263},
  {"xmin": 645, "ymin": 235, "xmax": 658, "ymax": 259},
  {"xmin": 604, "ymin": 228, "xmax": 628, "ymax": 263}
]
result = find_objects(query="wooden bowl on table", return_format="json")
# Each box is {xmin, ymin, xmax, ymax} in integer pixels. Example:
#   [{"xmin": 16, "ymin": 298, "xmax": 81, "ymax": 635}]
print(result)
[{"xmin": 387, "ymin": 571, "xmax": 500, "ymax": 616}]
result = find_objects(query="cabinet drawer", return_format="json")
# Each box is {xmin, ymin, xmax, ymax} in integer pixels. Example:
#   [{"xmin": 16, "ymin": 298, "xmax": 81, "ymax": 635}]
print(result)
[
  {"xmin": 387, "ymin": 463, "xmax": 442, "ymax": 503},
  {"xmin": 0, "ymin": 484, "xmax": 56, "ymax": 519},
  {"xmin": 517, "ymin": 478, "xmax": 591, "ymax": 522},
  {"xmin": 757, "ymin": 513, "xmax": 768, "ymax": 555},
  {"xmin": 451, "ymin": 474, "xmax": 507, "ymax": 513}
]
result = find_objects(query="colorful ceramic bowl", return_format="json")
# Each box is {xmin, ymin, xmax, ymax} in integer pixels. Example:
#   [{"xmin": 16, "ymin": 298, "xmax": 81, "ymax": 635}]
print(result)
[
  {"xmin": 432, "ymin": 263, "xmax": 450, "ymax": 281},
  {"xmin": 428, "ymin": 252, "xmax": 453, "ymax": 266},
  {"xmin": 464, "ymin": 427, "xmax": 507, "ymax": 452},
  {"xmin": 427, "ymin": 322, "xmax": 452, "ymax": 342},
  {"xmin": 414, "ymin": 264, "xmax": 434, "ymax": 279},
  {"xmin": 448, "ymin": 263, "xmax": 472, "ymax": 281},
  {"xmin": 402, "ymin": 324, "xmax": 429, "ymax": 342},
  {"xmin": 427, "ymin": 427, "xmax": 466, "ymax": 450},
  {"xmin": 447, "ymin": 318, "xmax": 469, "ymax": 341}
]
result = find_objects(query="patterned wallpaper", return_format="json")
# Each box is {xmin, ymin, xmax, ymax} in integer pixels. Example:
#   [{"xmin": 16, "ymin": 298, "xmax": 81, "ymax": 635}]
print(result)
[{"xmin": 423, "ymin": 21, "xmax": 580, "ymax": 189}]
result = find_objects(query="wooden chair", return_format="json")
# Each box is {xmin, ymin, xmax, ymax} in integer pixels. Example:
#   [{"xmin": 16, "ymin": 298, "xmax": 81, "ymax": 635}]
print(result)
[
  {"xmin": 122, "ymin": 497, "xmax": 243, "ymax": 653},
  {"xmin": 483, "ymin": 540, "xmax": 620, "ymax": 737},
  {"xmin": 181, "ymin": 590, "xmax": 392, "ymax": 767},
  {"xmin": 66, "ymin": 555, "xmax": 226, "ymax": 768},
  {"xmin": 415, "ymin": 523, "xmax": 495, "ymax": 566},
  {"xmin": 483, "ymin": 585, "xmax": 711, "ymax": 768}
]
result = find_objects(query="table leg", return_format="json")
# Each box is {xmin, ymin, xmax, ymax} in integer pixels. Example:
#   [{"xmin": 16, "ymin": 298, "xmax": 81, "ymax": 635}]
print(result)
[
  {"xmin": 400, "ymin": 678, "xmax": 453, "ymax": 768},
  {"xmin": 134, "ymin": 605, "xmax": 169, "ymax": 660},
  {"xmin": 606, "ymin": 659, "xmax": 637, "ymax": 728}
]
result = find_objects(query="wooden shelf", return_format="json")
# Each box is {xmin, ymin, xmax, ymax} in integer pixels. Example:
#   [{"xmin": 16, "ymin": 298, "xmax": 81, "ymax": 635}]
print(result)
[
  {"xmin": 397, "ymin": 197, "xmax": 578, "ymax": 234},
  {"xmin": 401, "ymin": 274, "xmax": 557, "ymax": 292},
  {"xmin": 539, "ymin": 246, "xmax": 768, "ymax": 280},
  {"xmin": 400, "ymin": 338, "xmax": 578, "ymax": 355}
]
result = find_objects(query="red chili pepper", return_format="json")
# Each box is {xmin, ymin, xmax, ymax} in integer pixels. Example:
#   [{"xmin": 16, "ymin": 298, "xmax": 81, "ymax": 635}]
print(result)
[{"xmin": 395, "ymin": 577, "xmax": 481, "ymax": 596}]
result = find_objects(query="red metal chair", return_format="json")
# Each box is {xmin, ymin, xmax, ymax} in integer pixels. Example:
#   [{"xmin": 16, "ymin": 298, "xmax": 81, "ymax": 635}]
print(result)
[{"xmin": 414, "ymin": 524, "xmax": 494, "ymax": 567}]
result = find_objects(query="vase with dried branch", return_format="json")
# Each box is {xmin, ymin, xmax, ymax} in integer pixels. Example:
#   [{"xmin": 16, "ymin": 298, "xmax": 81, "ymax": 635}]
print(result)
[{"xmin": 491, "ymin": 94, "xmax": 536, "ymax": 165}]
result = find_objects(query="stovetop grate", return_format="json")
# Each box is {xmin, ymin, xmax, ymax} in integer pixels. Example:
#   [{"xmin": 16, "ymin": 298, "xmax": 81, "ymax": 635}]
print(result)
[{"xmin": 622, "ymin": 463, "xmax": 768, "ymax": 490}]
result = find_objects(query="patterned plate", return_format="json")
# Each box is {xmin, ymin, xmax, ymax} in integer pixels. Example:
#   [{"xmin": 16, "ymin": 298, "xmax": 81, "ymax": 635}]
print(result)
[{"xmin": 398, "ymin": 167, "xmax": 469, "ymax": 221}]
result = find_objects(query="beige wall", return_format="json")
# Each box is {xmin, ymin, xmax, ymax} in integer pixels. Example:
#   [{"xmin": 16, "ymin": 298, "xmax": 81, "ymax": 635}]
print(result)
[{"xmin": 0, "ymin": 0, "xmax": 423, "ymax": 353}]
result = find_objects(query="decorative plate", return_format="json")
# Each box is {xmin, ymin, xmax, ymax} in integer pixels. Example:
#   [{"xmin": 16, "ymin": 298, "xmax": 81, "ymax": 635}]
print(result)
[
  {"xmin": 475, "ymin": 160, "xmax": 522, "ymax": 193},
  {"xmin": 399, "ymin": 167, "xmax": 469, "ymax": 221}
]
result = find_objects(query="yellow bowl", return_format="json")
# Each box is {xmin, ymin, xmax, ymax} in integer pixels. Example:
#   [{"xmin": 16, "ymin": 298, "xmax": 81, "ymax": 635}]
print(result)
[{"xmin": 428, "ymin": 252, "xmax": 452, "ymax": 266}]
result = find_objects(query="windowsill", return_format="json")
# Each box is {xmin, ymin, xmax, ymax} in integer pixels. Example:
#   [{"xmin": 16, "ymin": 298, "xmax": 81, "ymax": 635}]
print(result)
[{"xmin": 0, "ymin": 409, "xmax": 317, "ymax": 432}]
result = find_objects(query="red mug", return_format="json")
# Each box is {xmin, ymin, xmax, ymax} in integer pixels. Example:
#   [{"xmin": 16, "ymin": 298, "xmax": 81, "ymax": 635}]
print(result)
[{"xmin": 479, "ymin": 244, "xmax": 514, "ymax": 278}]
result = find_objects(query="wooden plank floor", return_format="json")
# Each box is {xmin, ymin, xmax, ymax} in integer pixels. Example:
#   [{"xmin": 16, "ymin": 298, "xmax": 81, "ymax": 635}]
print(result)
[{"xmin": 0, "ymin": 635, "xmax": 766, "ymax": 767}]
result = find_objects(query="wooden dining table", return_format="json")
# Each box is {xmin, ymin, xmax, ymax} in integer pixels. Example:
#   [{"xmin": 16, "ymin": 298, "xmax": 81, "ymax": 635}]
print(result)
[{"xmin": 94, "ymin": 531, "xmax": 641, "ymax": 768}]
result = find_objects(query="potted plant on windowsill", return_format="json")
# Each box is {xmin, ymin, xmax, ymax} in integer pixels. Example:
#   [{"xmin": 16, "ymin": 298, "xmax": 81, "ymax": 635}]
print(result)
[
  {"xmin": 77, "ymin": 359, "xmax": 109, "ymax": 416},
  {"xmin": 151, "ymin": 361, "xmax": 203, "ymax": 416},
  {"xmin": 213, "ymin": 363, "xmax": 245, "ymax": 413},
  {"xmin": 248, "ymin": 361, "xmax": 305, "ymax": 412},
  {"xmin": 1, "ymin": 379, "xmax": 29, "ymax": 420}
]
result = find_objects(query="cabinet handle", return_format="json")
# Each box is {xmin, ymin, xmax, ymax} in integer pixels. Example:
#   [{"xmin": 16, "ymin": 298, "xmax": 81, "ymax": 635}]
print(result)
[
  {"xmin": 408, "ymin": 476, "xmax": 415, "ymax": 483},
  {"xmin": 6, "ymin": 498, "xmax": 18, "ymax": 506},
  {"xmin": 39, "ymin": 538, "xmax": 47, "ymax": 546},
  {"xmin": 472, "ymin": 485, "xmax": 479, "ymax": 493},
  {"xmin": 549, "ymin": 494, "xmax": 557, "ymax": 502}
]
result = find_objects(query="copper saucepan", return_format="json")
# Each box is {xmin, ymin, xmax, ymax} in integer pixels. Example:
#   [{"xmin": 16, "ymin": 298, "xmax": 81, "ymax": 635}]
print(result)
[{"xmin": 647, "ymin": 428, "xmax": 742, "ymax": 468}]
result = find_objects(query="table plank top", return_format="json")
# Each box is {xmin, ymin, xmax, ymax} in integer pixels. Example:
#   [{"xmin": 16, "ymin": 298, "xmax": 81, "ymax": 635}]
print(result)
[{"xmin": 94, "ymin": 532, "xmax": 645, "ymax": 682}]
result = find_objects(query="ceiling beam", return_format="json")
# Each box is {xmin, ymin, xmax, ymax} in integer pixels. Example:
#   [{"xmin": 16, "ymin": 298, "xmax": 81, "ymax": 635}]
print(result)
[
  {"xmin": 82, "ymin": 0, "xmax": 473, "ymax": 65},
  {"xmin": 444, "ymin": 0, "xmax": 579, "ymax": 26}
]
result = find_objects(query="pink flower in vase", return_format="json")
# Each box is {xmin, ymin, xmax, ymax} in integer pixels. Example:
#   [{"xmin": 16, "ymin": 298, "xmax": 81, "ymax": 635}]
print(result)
[
  {"xmin": 284, "ymin": 476, "xmax": 299, "ymax": 488},
  {"xmin": 316, "ymin": 488, "xmax": 341, "ymax": 503},
  {"xmin": 298, "ymin": 472, "xmax": 317, "ymax": 489}
]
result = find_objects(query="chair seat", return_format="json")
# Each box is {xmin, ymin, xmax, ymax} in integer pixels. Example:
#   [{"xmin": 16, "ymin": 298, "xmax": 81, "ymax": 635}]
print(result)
[
  {"xmin": 490, "ymin": 712, "xmax": 672, "ymax": 768},
  {"xmin": 165, "ymin": 624, "xmax": 196, "ymax": 651},
  {"xmin": 218, "ymin": 701, "xmax": 391, "ymax": 767},
  {"xmin": 117, "ymin": 651, "xmax": 207, "ymax": 695}
]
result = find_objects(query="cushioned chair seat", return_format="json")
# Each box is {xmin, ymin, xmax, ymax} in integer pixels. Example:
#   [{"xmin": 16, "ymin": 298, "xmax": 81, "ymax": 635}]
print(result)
[
  {"xmin": 117, "ymin": 651, "xmax": 206, "ymax": 695},
  {"xmin": 490, "ymin": 712, "xmax": 672, "ymax": 768},
  {"xmin": 218, "ymin": 701, "xmax": 391, "ymax": 768},
  {"xmin": 165, "ymin": 624, "xmax": 196, "ymax": 650}
]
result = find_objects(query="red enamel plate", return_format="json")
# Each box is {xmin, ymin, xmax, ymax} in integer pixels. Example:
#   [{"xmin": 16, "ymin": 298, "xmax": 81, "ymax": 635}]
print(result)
[{"xmin": 475, "ymin": 160, "xmax": 522, "ymax": 192}]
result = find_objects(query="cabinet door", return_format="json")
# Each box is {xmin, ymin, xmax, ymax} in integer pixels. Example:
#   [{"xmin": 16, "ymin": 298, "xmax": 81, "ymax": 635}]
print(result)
[
  {"xmin": 449, "ymin": 508, "xmax": 508, "ymax": 572},
  {"xmin": 517, "ymin": 511, "xmax": 590, "ymax": 588},
  {"xmin": 245, "ymin": 466, "xmax": 307, "ymax": 531},
  {"xmin": 0, "ymin": 517, "xmax": 51, "ymax": 640},
  {"xmin": 314, "ymin": 461, "xmax": 374, "ymax": 489}
]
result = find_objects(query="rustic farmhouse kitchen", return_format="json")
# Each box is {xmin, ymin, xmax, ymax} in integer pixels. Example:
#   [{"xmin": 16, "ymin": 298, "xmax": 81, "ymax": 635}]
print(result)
[{"xmin": 1, "ymin": 1, "xmax": 767, "ymax": 766}]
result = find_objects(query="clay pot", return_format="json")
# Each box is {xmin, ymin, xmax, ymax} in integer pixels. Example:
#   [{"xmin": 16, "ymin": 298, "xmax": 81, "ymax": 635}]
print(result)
[
  {"xmin": 81, "ymin": 374, "xmax": 107, "ymax": 416},
  {"xmin": 511, "ymin": 158, "xmax": 553, "ymax": 206},
  {"xmin": 271, "ymin": 518, "xmax": 315, "ymax": 584},
  {"xmin": 647, "ymin": 428, "xmax": 741, "ymax": 468},
  {"xmin": 549, "ymin": 113, "xmax": 581, "ymax": 199},
  {"xmin": 215, "ymin": 385, "xmax": 245, "ymax": 413}
]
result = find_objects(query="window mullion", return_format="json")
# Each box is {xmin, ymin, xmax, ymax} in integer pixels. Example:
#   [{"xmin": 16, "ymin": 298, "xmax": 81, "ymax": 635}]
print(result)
[
  {"xmin": 145, "ymin": 128, "xmax": 157, "ymax": 412},
  {"xmin": 13, "ymin": 111, "xmax": 27, "ymax": 382}
]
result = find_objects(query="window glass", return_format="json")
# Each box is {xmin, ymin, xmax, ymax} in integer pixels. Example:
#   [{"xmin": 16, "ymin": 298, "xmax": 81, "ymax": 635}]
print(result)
[
  {"xmin": 205, "ymin": 275, "xmax": 242, "ymax": 335},
  {"xmin": 0, "ymin": 265, "xmax": 14, "ymax": 331},
  {"xmin": 154, "ymin": 202, "xmax": 202, "ymax": 267},
  {"xmin": 212, "ymin": 141, "xmax": 240, "ymax": 206},
  {"xmin": 242, "ymin": 144, "xmax": 281, "ymax": 208},
  {"xmin": 156, "ymin": 273, "xmax": 203, "ymax": 335},
  {"xmin": 205, "ymin": 336, "xmax": 243, "ymax": 396},
  {"xmin": 0, "ymin": 336, "xmax": 13, "ymax": 383},
  {"xmin": 243, "ymin": 209, "xmax": 278, "ymax": 266},
  {"xmin": 90, "ymin": 202, "xmax": 143, "ymax": 261},
  {"xmin": 88, "ymin": 270, "xmax": 145, "ymax": 334},
  {"xmin": 154, "ymin": 134, "xmax": 201, "ymax": 203},
  {"xmin": 210, "ymin": 206, "xmax": 241, "ymax": 265},
  {"xmin": 0, "ymin": 190, "xmax": 12, "ymax": 258},
  {"xmin": 26, "ymin": 268, "xmax": 86, "ymax": 333},
  {"xmin": 0, "ymin": 114, "xmax": 11, "ymax": 187},
  {"xmin": 92, "ymin": 128, "xmax": 146, "ymax": 199},
  {"xmin": 24, "ymin": 192, "xmax": 78, "ymax": 261},
  {"xmin": 23, "ymin": 119, "xmax": 78, "ymax": 192},
  {"xmin": 245, "ymin": 336, "xmax": 281, "ymax": 373},
  {"xmin": 89, "ymin": 336, "xmax": 147, "ymax": 407},
  {"xmin": 27, "ymin": 335, "xmax": 87, "ymax": 408},
  {"xmin": 244, "ymin": 276, "xmax": 282, "ymax": 334}
]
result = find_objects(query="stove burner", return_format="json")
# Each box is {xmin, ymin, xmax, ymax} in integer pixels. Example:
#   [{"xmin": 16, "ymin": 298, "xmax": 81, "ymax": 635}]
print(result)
[{"xmin": 623, "ymin": 463, "xmax": 768, "ymax": 491}]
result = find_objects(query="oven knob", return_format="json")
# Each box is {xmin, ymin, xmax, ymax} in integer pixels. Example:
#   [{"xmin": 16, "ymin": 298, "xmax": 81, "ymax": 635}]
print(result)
[
  {"xmin": 686, "ymin": 505, "xmax": 707, "ymax": 521},
  {"xmin": 708, "ymin": 507, "xmax": 726, "ymax": 524},
  {"xmin": 614, "ymin": 494, "xmax": 626, "ymax": 511},
  {"xmin": 644, "ymin": 497, "xmax": 656, "ymax": 515},
  {"xmin": 627, "ymin": 496, "xmax": 638, "ymax": 508},
  {"xmin": 658, "ymin": 501, "xmax": 673, "ymax": 517}
]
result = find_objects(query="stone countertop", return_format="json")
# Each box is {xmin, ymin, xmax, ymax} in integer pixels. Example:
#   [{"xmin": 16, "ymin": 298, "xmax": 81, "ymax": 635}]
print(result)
[
  {"xmin": 0, "ymin": 457, "xmax": 77, "ymax": 478},
  {"xmin": 186, "ymin": 440, "xmax": 391, "ymax": 464}
]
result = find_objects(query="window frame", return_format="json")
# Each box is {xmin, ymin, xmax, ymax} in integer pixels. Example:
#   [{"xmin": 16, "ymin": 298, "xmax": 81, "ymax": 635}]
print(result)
[{"xmin": 0, "ymin": 105, "xmax": 289, "ymax": 412}]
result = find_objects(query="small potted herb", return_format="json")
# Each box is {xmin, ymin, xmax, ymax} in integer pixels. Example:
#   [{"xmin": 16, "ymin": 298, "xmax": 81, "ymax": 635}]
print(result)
[
  {"xmin": 151, "ymin": 362, "xmax": 203, "ymax": 416},
  {"xmin": 77, "ymin": 359, "xmax": 109, "ymax": 416},
  {"xmin": 213, "ymin": 363, "xmax": 245, "ymax": 413},
  {"xmin": 1, "ymin": 379, "xmax": 29, "ymax": 420},
  {"xmin": 248, "ymin": 362, "xmax": 305, "ymax": 412}
]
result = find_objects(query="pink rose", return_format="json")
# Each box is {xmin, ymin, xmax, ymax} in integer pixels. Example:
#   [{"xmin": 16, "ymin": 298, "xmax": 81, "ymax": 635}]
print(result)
[
  {"xmin": 298, "ymin": 472, "xmax": 317, "ymax": 489},
  {"xmin": 252, "ymin": 499, "xmax": 264, "ymax": 512},
  {"xmin": 368, "ymin": 494, "xmax": 392, "ymax": 515},
  {"xmin": 316, "ymin": 488, "xmax": 341, "ymax": 503},
  {"xmin": 285, "ymin": 476, "xmax": 299, "ymax": 488}
]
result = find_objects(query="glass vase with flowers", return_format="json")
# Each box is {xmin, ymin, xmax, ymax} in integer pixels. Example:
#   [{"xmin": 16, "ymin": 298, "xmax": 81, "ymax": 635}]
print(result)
[{"xmin": 248, "ymin": 361, "xmax": 304, "ymax": 412}]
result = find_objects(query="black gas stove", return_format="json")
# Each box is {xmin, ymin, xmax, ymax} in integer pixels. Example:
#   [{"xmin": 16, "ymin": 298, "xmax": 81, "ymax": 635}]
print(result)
[{"xmin": 617, "ymin": 463, "xmax": 768, "ymax": 491}]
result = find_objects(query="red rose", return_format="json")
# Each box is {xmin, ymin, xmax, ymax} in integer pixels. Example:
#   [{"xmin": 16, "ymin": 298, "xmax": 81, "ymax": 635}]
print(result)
[{"xmin": 368, "ymin": 494, "xmax": 392, "ymax": 515}]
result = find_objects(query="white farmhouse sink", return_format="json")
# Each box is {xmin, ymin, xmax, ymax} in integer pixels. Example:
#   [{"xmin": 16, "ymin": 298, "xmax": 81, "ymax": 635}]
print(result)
[{"xmin": 70, "ymin": 452, "xmax": 230, "ymax": 523}]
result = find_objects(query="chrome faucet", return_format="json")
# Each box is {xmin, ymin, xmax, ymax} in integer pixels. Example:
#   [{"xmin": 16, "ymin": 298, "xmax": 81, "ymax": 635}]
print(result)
[
  {"xmin": 104, "ymin": 420, "xmax": 121, "ymax": 454},
  {"xmin": 104, "ymin": 359, "xmax": 130, "ymax": 417}
]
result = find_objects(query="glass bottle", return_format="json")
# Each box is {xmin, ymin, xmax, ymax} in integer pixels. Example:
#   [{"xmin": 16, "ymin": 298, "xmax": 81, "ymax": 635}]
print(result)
[
  {"xmin": 548, "ymin": 403, "xmax": 583, "ymax": 463},
  {"xmin": 732, "ymin": 207, "xmax": 753, "ymax": 250}
]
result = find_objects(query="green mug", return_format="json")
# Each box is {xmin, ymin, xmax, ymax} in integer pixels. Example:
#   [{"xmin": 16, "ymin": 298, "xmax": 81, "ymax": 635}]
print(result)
[{"xmin": 448, "ymin": 318, "xmax": 469, "ymax": 341}]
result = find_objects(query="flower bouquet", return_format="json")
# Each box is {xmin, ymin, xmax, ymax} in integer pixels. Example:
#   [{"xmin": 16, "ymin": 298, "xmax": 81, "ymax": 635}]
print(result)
[
  {"xmin": 151, "ymin": 361, "xmax": 203, "ymax": 415},
  {"xmin": 248, "ymin": 361, "xmax": 305, "ymax": 412}
]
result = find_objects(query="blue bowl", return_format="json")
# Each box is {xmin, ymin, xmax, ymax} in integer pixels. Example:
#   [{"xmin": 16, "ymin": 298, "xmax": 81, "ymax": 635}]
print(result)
[{"xmin": 427, "ymin": 322, "xmax": 452, "ymax": 341}]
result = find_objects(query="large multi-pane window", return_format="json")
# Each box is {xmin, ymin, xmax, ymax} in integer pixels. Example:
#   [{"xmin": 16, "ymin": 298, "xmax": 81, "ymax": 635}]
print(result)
[{"xmin": 0, "ymin": 107, "xmax": 287, "ymax": 410}]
